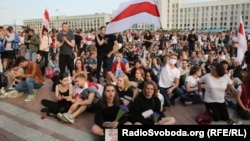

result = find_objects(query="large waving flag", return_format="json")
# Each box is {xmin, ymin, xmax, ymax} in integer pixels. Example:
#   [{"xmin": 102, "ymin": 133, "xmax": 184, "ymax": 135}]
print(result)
[
  {"xmin": 237, "ymin": 16, "xmax": 248, "ymax": 64},
  {"xmin": 106, "ymin": 0, "xmax": 162, "ymax": 34},
  {"xmin": 42, "ymin": 9, "xmax": 50, "ymax": 31}
]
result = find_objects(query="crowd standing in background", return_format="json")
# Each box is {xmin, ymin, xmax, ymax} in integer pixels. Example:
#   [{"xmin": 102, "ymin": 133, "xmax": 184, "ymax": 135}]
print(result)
[{"xmin": 1, "ymin": 23, "xmax": 250, "ymax": 137}]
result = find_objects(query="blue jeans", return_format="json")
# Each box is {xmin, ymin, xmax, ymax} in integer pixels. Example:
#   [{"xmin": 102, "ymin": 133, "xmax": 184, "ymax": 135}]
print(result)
[
  {"xmin": 25, "ymin": 49, "xmax": 36, "ymax": 62},
  {"xmin": 159, "ymin": 86, "xmax": 182, "ymax": 107},
  {"xmin": 15, "ymin": 78, "xmax": 43, "ymax": 95}
]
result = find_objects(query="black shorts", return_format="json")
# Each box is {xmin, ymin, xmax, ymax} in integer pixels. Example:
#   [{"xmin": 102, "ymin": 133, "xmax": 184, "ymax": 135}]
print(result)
[
  {"xmin": 105, "ymin": 56, "xmax": 114, "ymax": 71},
  {"xmin": 1, "ymin": 50, "xmax": 15, "ymax": 59}
]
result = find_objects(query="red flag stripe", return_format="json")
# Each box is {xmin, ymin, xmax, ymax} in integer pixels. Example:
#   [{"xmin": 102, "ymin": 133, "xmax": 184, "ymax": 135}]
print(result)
[
  {"xmin": 44, "ymin": 10, "xmax": 50, "ymax": 22},
  {"xmin": 238, "ymin": 23, "xmax": 244, "ymax": 35},
  {"xmin": 111, "ymin": 2, "xmax": 160, "ymax": 22}
]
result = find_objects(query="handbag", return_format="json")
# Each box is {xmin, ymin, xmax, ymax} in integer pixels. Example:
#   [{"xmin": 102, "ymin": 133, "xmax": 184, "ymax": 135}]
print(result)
[
  {"xmin": 45, "ymin": 68, "xmax": 55, "ymax": 79},
  {"xmin": 195, "ymin": 107, "xmax": 213, "ymax": 125}
]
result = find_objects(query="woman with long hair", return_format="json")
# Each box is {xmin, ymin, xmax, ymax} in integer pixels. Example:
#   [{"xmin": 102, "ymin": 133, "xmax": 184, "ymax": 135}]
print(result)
[
  {"xmin": 72, "ymin": 58, "xmax": 88, "ymax": 83},
  {"xmin": 116, "ymin": 73, "xmax": 133, "ymax": 107},
  {"xmin": 41, "ymin": 73, "xmax": 73, "ymax": 117},
  {"xmin": 91, "ymin": 84, "xmax": 132, "ymax": 136},
  {"xmin": 180, "ymin": 66, "xmax": 202, "ymax": 105},
  {"xmin": 132, "ymin": 81, "xmax": 176, "ymax": 125}
]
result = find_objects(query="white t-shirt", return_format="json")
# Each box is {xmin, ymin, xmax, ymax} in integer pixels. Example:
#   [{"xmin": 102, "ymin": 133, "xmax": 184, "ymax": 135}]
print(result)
[
  {"xmin": 198, "ymin": 73, "xmax": 232, "ymax": 103},
  {"xmin": 85, "ymin": 33, "xmax": 95, "ymax": 45},
  {"xmin": 158, "ymin": 64, "xmax": 180, "ymax": 88},
  {"xmin": 172, "ymin": 36, "xmax": 178, "ymax": 44},
  {"xmin": 185, "ymin": 75, "xmax": 199, "ymax": 89},
  {"xmin": 237, "ymin": 85, "xmax": 242, "ymax": 92}
]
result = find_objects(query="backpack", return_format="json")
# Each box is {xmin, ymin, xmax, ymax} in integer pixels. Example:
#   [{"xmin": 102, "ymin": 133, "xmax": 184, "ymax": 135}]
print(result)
[{"xmin": 12, "ymin": 33, "xmax": 20, "ymax": 49}]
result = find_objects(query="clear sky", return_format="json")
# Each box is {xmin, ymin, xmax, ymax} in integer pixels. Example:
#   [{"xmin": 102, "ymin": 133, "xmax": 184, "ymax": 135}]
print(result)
[{"xmin": 0, "ymin": 0, "xmax": 208, "ymax": 25}]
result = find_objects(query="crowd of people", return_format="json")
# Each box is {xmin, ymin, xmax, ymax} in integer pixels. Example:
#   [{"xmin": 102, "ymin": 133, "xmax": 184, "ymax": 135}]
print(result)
[{"xmin": 1, "ymin": 22, "xmax": 250, "ymax": 137}]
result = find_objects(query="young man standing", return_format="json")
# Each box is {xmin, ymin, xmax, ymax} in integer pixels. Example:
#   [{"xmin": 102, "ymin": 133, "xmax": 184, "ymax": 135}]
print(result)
[
  {"xmin": 14, "ymin": 56, "xmax": 44, "ymax": 101},
  {"xmin": 56, "ymin": 22, "xmax": 75, "ymax": 76},
  {"xmin": 104, "ymin": 23, "xmax": 120, "ymax": 83}
]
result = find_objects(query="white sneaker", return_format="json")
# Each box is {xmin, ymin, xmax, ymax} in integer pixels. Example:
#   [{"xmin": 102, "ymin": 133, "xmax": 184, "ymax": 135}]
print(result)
[
  {"xmin": 1, "ymin": 87, "xmax": 6, "ymax": 94},
  {"xmin": 6, "ymin": 90, "xmax": 19, "ymax": 98},
  {"xmin": 57, "ymin": 113, "xmax": 69, "ymax": 123},
  {"xmin": 24, "ymin": 95, "xmax": 35, "ymax": 102},
  {"xmin": 232, "ymin": 121, "xmax": 243, "ymax": 125},
  {"xmin": 63, "ymin": 113, "xmax": 74, "ymax": 124}
]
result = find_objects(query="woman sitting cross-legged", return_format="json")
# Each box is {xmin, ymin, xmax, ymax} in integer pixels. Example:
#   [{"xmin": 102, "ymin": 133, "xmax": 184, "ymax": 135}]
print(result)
[
  {"xmin": 40, "ymin": 73, "xmax": 73, "ymax": 117},
  {"xmin": 179, "ymin": 65, "xmax": 202, "ymax": 105},
  {"xmin": 132, "ymin": 80, "xmax": 176, "ymax": 125},
  {"xmin": 91, "ymin": 83, "xmax": 132, "ymax": 136}
]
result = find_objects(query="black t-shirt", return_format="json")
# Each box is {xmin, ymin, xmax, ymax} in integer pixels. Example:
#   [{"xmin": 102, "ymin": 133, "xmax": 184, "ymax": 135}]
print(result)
[
  {"xmin": 105, "ymin": 34, "xmax": 117, "ymax": 54},
  {"xmin": 74, "ymin": 34, "xmax": 82, "ymax": 48},
  {"xmin": 116, "ymin": 86, "xmax": 134, "ymax": 104},
  {"xmin": 143, "ymin": 34, "xmax": 153, "ymax": 49},
  {"xmin": 117, "ymin": 34, "xmax": 123, "ymax": 44},
  {"xmin": 95, "ymin": 34, "xmax": 107, "ymax": 55}
]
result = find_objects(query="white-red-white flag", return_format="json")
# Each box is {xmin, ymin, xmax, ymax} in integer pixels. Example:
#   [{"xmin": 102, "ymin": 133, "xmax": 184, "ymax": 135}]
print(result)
[
  {"xmin": 42, "ymin": 9, "xmax": 50, "ymax": 31},
  {"xmin": 237, "ymin": 16, "xmax": 248, "ymax": 64},
  {"xmin": 106, "ymin": 0, "xmax": 162, "ymax": 34}
]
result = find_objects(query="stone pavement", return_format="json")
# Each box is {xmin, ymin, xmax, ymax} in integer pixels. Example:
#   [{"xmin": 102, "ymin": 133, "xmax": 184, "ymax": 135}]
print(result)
[
  {"xmin": 0, "ymin": 101, "xmax": 97, "ymax": 141},
  {"xmin": 0, "ymin": 78, "xmax": 249, "ymax": 141}
]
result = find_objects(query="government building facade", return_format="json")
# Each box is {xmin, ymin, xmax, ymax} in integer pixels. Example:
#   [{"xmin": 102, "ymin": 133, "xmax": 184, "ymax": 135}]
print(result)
[
  {"xmin": 157, "ymin": 0, "xmax": 250, "ymax": 31},
  {"xmin": 23, "ymin": 0, "xmax": 250, "ymax": 32}
]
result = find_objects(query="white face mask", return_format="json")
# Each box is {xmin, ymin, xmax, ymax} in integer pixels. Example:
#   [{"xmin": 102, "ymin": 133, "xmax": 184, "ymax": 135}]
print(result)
[
  {"xmin": 169, "ymin": 59, "xmax": 177, "ymax": 65},
  {"xmin": 221, "ymin": 55, "xmax": 225, "ymax": 60}
]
